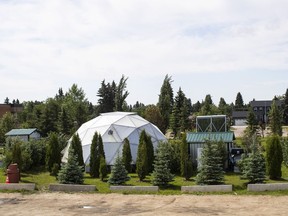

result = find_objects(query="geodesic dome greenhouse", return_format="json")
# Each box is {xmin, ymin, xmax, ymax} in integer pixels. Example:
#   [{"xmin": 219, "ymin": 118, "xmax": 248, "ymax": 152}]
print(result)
[{"xmin": 62, "ymin": 112, "xmax": 167, "ymax": 168}]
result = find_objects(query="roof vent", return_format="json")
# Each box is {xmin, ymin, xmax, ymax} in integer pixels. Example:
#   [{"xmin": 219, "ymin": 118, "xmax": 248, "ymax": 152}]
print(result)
[{"xmin": 108, "ymin": 130, "xmax": 113, "ymax": 135}]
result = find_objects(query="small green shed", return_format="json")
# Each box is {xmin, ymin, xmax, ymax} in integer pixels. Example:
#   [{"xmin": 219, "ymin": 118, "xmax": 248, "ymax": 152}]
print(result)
[{"xmin": 186, "ymin": 132, "xmax": 235, "ymax": 168}]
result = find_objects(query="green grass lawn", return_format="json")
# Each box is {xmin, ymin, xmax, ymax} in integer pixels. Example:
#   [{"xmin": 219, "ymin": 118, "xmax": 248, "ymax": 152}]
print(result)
[{"xmin": 1, "ymin": 166, "xmax": 288, "ymax": 195}]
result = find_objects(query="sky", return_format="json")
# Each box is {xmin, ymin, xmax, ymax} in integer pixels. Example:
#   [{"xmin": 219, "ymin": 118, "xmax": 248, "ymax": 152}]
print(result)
[{"xmin": 0, "ymin": 0, "xmax": 288, "ymax": 106}]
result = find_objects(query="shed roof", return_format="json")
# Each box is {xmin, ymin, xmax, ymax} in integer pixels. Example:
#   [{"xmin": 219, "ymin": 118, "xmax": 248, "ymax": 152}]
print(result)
[
  {"xmin": 186, "ymin": 132, "xmax": 235, "ymax": 143},
  {"xmin": 5, "ymin": 128, "xmax": 38, "ymax": 136}
]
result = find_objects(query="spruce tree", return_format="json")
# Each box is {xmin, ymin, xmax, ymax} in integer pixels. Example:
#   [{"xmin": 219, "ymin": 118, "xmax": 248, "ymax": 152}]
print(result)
[
  {"xmin": 241, "ymin": 134, "xmax": 266, "ymax": 183},
  {"xmin": 90, "ymin": 132, "xmax": 99, "ymax": 177},
  {"xmin": 70, "ymin": 133, "xmax": 84, "ymax": 170},
  {"xmin": 136, "ymin": 130, "xmax": 148, "ymax": 181},
  {"xmin": 235, "ymin": 92, "xmax": 244, "ymax": 109},
  {"xmin": 152, "ymin": 142, "xmax": 174, "ymax": 186},
  {"xmin": 196, "ymin": 140, "xmax": 224, "ymax": 185},
  {"xmin": 180, "ymin": 133, "xmax": 193, "ymax": 180},
  {"xmin": 269, "ymin": 100, "xmax": 282, "ymax": 136},
  {"xmin": 46, "ymin": 132, "xmax": 61, "ymax": 173},
  {"xmin": 122, "ymin": 138, "xmax": 132, "ymax": 173},
  {"xmin": 246, "ymin": 108, "xmax": 258, "ymax": 135},
  {"xmin": 58, "ymin": 147, "xmax": 84, "ymax": 184},
  {"xmin": 108, "ymin": 153, "xmax": 130, "ymax": 185},
  {"xmin": 266, "ymin": 135, "xmax": 283, "ymax": 179}
]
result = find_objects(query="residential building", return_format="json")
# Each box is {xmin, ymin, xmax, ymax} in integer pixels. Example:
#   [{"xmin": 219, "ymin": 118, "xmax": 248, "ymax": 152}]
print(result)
[{"xmin": 5, "ymin": 128, "xmax": 41, "ymax": 142}]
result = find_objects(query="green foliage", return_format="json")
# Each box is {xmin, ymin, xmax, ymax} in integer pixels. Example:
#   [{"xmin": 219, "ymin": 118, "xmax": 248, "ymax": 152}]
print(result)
[
  {"xmin": 46, "ymin": 132, "xmax": 61, "ymax": 172},
  {"xmin": 0, "ymin": 112, "xmax": 16, "ymax": 143},
  {"xmin": 4, "ymin": 138, "xmax": 46, "ymax": 171},
  {"xmin": 235, "ymin": 92, "xmax": 244, "ymax": 109},
  {"xmin": 51, "ymin": 163, "xmax": 60, "ymax": 176},
  {"xmin": 266, "ymin": 135, "xmax": 283, "ymax": 179},
  {"xmin": 108, "ymin": 153, "xmax": 130, "ymax": 185},
  {"xmin": 136, "ymin": 130, "xmax": 149, "ymax": 181},
  {"xmin": 114, "ymin": 75, "xmax": 129, "ymax": 111},
  {"xmin": 152, "ymin": 142, "xmax": 174, "ymax": 186},
  {"xmin": 196, "ymin": 140, "xmax": 224, "ymax": 185},
  {"xmin": 240, "ymin": 134, "xmax": 266, "ymax": 183},
  {"xmin": 70, "ymin": 133, "xmax": 84, "ymax": 170},
  {"xmin": 269, "ymin": 100, "xmax": 282, "ymax": 136},
  {"xmin": 99, "ymin": 156, "xmax": 107, "ymax": 181},
  {"xmin": 281, "ymin": 137, "xmax": 288, "ymax": 167},
  {"xmin": 144, "ymin": 105, "xmax": 165, "ymax": 133},
  {"xmin": 180, "ymin": 134, "xmax": 193, "ymax": 180},
  {"xmin": 146, "ymin": 134, "xmax": 154, "ymax": 173},
  {"xmin": 169, "ymin": 88, "xmax": 190, "ymax": 135},
  {"xmin": 89, "ymin": 132, "xmax": 105, "ymax": 178},
  {"xmin": 158, "ymin": 74, "xmax": 174, "ymax": 133},
  {"xmin": 11, "ymin": 140, "xmax": 23, "ymax": 170},
  {"xmin": 283, "ymin": 88, "xmax": 288, "ymax": 125},
  {"xmin": 122, "ymin": 138, "xmax": 132, "ymax": 173},
  {"xmin": 246, "ymin": 108, "xmax": 258, "ymax": 135},
  {"xmin": 167, "ymin": 140, "xmax": 181, "ymax": 174},
  {"xmin": 58, "ymin": 147, "xmax": 84, "ymax": 184}
]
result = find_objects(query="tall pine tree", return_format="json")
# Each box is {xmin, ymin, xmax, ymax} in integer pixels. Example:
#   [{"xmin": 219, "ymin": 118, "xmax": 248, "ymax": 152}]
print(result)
[
  {"xmin": 283, "ymin": 88, "xmax": 288, "ymax": 125},
  {"xmin": 90, "ymin": 132, "xmax": 105, "ymax": 178}
]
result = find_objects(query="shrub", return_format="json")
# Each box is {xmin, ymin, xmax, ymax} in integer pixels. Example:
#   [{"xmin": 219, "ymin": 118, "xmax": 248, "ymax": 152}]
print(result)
[
  {"xmin": 108, "ymin": 154, "xmax": 130, "ymax": 185},
  {"xmin": 266, "ymin": 135, "xmax": 283, "ymax": 179},
  {"xmin": 58, "ymin": 147, "xmax": 84, "ymax": 184},
  {"xmin": 196, "ymin": 140, "xmax": 224, "ymax": 185},
  {"xmin": 152, "ymin": 142, "xmax": 174, "ymax": 186}
]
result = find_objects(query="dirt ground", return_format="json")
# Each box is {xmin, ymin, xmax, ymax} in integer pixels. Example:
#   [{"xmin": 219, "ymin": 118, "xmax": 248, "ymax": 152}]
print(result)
[{"xmin": 0, "ymin": 193, "xmax": 288, "ymax": 216}]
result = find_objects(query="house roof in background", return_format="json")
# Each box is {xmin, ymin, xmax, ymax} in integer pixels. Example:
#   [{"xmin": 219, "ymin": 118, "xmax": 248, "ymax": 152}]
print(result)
[
  {"xmin": 232, "ymin": 111, "xmax": 248, "ymax": 118},
  {"xmin": 5, "ymin": 128, "xmax": 38, "ymax": 136},
  {"xmin": 250, "ymin": 100, "xmax": 283, "ymax": 107},
  {"xmin": 187, "ymin": 132, "xmax": 235, "ymax": 143}
]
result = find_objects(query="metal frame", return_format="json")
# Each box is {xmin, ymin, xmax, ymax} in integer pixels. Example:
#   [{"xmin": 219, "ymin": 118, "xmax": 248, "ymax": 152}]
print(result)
[{"xmin": 196, "ymin": 115, "xmax": 227, "ymax": 132}]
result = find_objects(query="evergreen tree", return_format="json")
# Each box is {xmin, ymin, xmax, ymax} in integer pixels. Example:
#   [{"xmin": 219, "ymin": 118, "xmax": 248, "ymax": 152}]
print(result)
[
  {"xmin": 108, "ymin": 153, "xmax": 130, "ymax": 185},
  {"xmin": 114, "ymin": 75, "xmax": 129, "ymax": 111},
  {"xmin": 246, "ymin": 108, "xmax": 258, "ymax": 135},
  {"xmin": 146, "ymin": 134, "xmax": 154, "ymax": 173},
  {"xmin": 169, "ymin": 88, "xmax": 189, "ymax": 135},
  {"xmin": 269, "ymin": 100, "xmax": 282, "ymax": 136},
  {"xmin": 122, "ymin": 138, "xmax": 132, "ymax": 173},
  {"xmin": 196, "ymin": 140, "xmax": 224, "ymax": 185},
  {"xmin": 46, "ymin": 132, "xmax": 61, "ymax": 173},
  {"xmin": 180, "ymin": 134, "xmax": 193, "ymax": 180},
  {"xmin": 58, "ymin": 147, "xmax": 84, "ymax": 184},
  {"xmin": 136, "ymin": 130, "xmax": 149, "ymax": 181},
  {"xmin": 90, "ymin": 132, "xmax": 99, "ymax": 177},
  {"xmin": 97, "ymin": 80, "xmax": 115, "ymax": 113},
  {"xmin": 11, "ymin": 141, "xmax": 23, "ymax": 170},
  {"xmin": 90, "ymin": 132, "xmax": 105, "ymax": 178},
  {"xmin": 158, "ymin": 74, "xmax": 174, "ymax": 133},
  {"xmin": 99, "ymin": 156, "xmax": 107, "ymax": 181},
  {"xmin": 266, "ymin": 135, "xmax": 283, "ymax": 179},
  {"xmin": 70, "ymin": 133, "xmax": 85, "ymax": 170},
  {"xmin": 281, "ymin": 137, "xmax": 288, "ymax": 167},
  {"xmin": 235, "ymin": 92, "xmax": 244, "ymax": 109},
  {"xmin": 152, "ymin": 142, "xmax": 174, "ymax": 186},
  {"xmin": 241, "ymin": 135, "xmax": 266, "ymax": 183},
  {"xmin": 59, "ymin": 106, "xmax": 73, "ymax": 135},
  {"xmin": 283, "ymin": 88, "xmax": 288, "ymax": 125}
]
